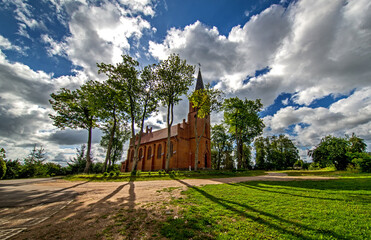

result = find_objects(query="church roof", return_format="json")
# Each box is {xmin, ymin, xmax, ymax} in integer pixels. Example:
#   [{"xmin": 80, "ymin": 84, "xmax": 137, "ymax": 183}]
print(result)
[
  {"xmin": 131, "ymin": 124, "xmax": 182, "ymax": 145},
  {"xmin": 195, "ymin": 68, "xmax": 204, "ymax": 90}
]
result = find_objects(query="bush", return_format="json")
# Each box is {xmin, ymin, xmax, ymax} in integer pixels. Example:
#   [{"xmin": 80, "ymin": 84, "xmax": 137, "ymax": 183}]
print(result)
[
  {"xmin": 4, "ymin": 159, "xmax": 22, "ymax": 179},
  {"xmin": 351, "ymin": 154, "xmax": 371, "ymax": 173},
  {"xmin": 0, "ymin": 148, "xmax": 7, "ymax": 179},
  {"xmin": 92, "ymin": 162, "xmax": 103, "ymax": 173}
]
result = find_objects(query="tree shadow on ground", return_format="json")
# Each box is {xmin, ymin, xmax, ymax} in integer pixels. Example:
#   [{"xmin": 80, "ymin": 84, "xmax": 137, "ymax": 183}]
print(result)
[
  {"xmin": 13, "ymin": 177, "xmax": 167, "ymax": 240},
  {"xmin": 235, "ymin": 178, "xmax": 371, "ymax": 193},
  {"xmin": 174, "ymin": 179, "xmax": 347, "ymax": 240}
]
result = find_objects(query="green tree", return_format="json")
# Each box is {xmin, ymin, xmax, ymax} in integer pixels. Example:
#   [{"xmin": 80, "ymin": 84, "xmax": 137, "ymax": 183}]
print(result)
[
  {"xmin": 254, "ymin": 135, "xmax": 299, "ymax": 170},
  {"xmin": 4, "ymin": 159, "xmax": 22, "ymax": 179},
  {"xmin": 100, "ymin": 121, "xmax": 130, "ymax": 171},
  {"xmin": 49, "ymin": 81, "xmax": 99, "ymax": 173},
  {"xmin": 254, "ymin": 136, "xmax": 266, "ymax": 169},
  {"xmin": 0, "ymin": 148, "xmax": 6, "ymax": 179},
  {"xmin": 98, "ymin": 56, "xmax": 160, "ymax": 174},
  {"xmin": 21, "ymin": 145, "xmax": 47, "ymax": 177},
  {"xmin": 211, "ymin": 124, "xmax": 231, "ymax": 170},
  {"xmin": 308, "ymin": 135, "xmax": 349, "ymax": 170},
  {"xmin": 156, "ymin": 54, "xmax": 195, "ymax": 171},
  {"xmin": 67, "ymin": 145, "xmax": 89, "ymax": 174},
  {"xmin": 223, "ymin": 97, "xmax": 264, "ymax": 169},
  {"xmin": 348, "ymin": 133, "xmax": 367, "ymax": 153},
  {"xmin": 188, "ymin": 83, "xmax": 223, "ymax": 170}
]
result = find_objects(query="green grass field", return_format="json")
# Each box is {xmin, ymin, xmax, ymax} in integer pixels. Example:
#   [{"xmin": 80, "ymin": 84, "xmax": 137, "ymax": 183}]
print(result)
[
  {"xmin": 64, "ymin": 170, "xmax": 266, "ymax": 182},
  {"xmin": 162, "ymin": 176, "xmax": 371, "ymax": 239}
]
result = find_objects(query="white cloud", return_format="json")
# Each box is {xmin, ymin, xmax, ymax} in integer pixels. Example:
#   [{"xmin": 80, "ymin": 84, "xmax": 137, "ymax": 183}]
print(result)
[
  {"xmin": 148, "ymin": 0, "xmax": 371, "ymax": 153},
  {"xmin": 45, "ymin": 0, "xmax": 154, "ymax": 78},
  {"xmin": 263, "ymin": 87, "xmax": 371, "ymax": 149},
  {"xmin": 149, "ymin": 0, "xmax": 371, "ymax": 107}
]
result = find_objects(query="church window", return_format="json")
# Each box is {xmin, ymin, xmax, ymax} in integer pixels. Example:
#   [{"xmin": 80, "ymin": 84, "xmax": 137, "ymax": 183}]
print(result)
[
  {"xmin": 139, "ymin": 148, "xmax": 143, "ymax": 160},
  {"xmin": 147, "ymin": 147, "xmax": 152, "ymax": 160},
  {"xmin": 157, "ymin": 144, "xmax": 162, "ymax": 159}
]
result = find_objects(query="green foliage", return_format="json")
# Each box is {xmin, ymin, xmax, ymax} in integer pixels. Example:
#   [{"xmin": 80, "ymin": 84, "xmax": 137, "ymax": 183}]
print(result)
[
  {"xmin": 308, "ymin": 134, "xmax": 368, "ymax": 170},
  {"xmin": 223, "ymin": 97, "xmax": 264, "ymax": 168},
  {"xmin": 0, "ymin": 148, "xmax": 6, "ymax": 179},
  {"xmin": 164, "ymin": 178, "xmax": 371, "ymax": 239},
  {"xmin": 49, "ymin": 81, "xmax": 99, "ymax": 173},
  {"xmin": 20, "ymin": 145, "xmax": 48, "ymax": 178},
  {"xmin": 349, "ymin": 152, "xmax": 371, "ymax": 173},
  {"xmin": 98, "ymin": 55, "xmax": 161, "ymax": 174},
  {"xmin": 100, "ymin": 121, "xmax": 130, "ymax": 170},
  {"xmin": 156, "ymin": 54, "xmax": 195, "ymax": 171},
  {"xmin": 211, "ymin": 124, "xmax": 234, "ymax": 170},
  {"xmin": 67, "ymin": 145, "xmax": 88, "ymax": 174},
  {"xmin": 4, "ymin": 159, "xmax": 22, "ymax": 179},
  {"xmin": 254, "ymin": 135, "xmax": 299, "ymax": 170}
]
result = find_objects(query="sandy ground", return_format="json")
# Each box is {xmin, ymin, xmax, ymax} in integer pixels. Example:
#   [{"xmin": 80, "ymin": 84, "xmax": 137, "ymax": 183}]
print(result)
[{"xmin": 1, "ymin": 173, "xmax": 337, "ymax": 240}]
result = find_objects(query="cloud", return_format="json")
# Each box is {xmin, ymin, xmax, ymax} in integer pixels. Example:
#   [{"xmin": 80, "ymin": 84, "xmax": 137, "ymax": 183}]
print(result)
[
  {"xmin": 149, "ymin": 0, "xmax": 371, "ymax": 107},
  {"xmin": 263, "ymin": 87, "xmax": 371, "ymax": 149},
  {"xmin": 44, "ymin": 0, "xmax": 154, "ymax": 78},
  {"xmin": 48, "ymin": 129, "xmax": 103, "ymax": 146},
  {"xmin": 148, "ymin": 0, "xmax": 371, "ymax": 153}
]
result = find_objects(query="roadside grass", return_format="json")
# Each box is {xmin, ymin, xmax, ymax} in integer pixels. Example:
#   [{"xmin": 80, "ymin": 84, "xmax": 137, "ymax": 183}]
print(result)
[
  {"xmin": 162, "ymin": 177, "xmax": 371, "ymax": 239},
  {"xmin": 281, "ymin": 170, "xmax": 371, "ymax": 178},
  {"xmin": 63, "ymin": 170, "xmax": 266, "ymax": 182}
]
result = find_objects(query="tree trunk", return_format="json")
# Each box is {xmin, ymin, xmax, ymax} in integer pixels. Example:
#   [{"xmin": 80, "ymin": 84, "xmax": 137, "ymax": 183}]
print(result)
[
  {"xmin": 131, "ymin": 101, "xmax": 148, "ymax": 173},
  {"xmin": 165, "ymin": 103, "xmax": 174, "ymax": 172},
  {"xmin": 217, "ymin": 145, "xmax": 221, "ymax": 170},
  {"xmin": 84, "ymin": 125, "xmax": 93, "ymax": 173},
  {"xmin": 103, "ymin": 116, "xmax": 116, "ymax": 172}
]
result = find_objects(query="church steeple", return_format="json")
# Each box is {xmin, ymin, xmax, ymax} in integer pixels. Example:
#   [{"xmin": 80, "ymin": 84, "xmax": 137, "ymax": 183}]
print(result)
[{"xmin": 195, "ymin": 66, "xmax": 204, "ymax": 90}]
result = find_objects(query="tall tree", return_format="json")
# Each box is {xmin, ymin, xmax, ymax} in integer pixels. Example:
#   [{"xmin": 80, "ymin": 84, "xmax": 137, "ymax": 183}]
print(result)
[
  {"xmin": 223, "ymin": 97, "xmax": 264, "ymax": 169},
  {"xmin": 49, "ymin": 81, "xmax": 98, "ymax": 173},
  {"xmin": 308, "ymin": 135, "xmax": 349, "ymax": 170},
  {"xmin": 188, "ymin": 83, "xmax": 223, "ymax": 170},
  {"xmin": 211, "ymin": 124, "xmax": 231, "ymax": 170},
  {"xmin": 93, "ymin": 72, "xmax": 129, "ymax": 172},
  {"xmin": 156, "ymin": 54, "xmax": 194, "ymax": 171},
  {"xmin": 100, "ymin": 121, "xmax": 130, "ymax": 171},
  {"xmin": 98, "ymin": 56, "xmax": 159, "ymax": 174}
]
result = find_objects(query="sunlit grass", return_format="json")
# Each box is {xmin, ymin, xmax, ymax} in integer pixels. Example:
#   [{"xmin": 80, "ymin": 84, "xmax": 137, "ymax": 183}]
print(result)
[
  {"xmin": 281, "ymin": 170, "xmax": 371, "ymax": 178},
  {"xmin": 162, "ymin": 176, "xmax": 371, "ymax": 239}
]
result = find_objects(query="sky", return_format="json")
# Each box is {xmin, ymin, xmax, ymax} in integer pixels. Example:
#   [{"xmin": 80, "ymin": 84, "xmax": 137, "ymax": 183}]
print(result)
[{"xmin": 0, "ymin": 0, "xmax": 370, "ymax": 165}]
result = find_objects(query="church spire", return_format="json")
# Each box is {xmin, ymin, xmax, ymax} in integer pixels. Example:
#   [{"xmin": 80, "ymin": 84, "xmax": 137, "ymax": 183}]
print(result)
[{"xmin": 195, "ymin": 64, "xmax": 204, "ymax": 90}]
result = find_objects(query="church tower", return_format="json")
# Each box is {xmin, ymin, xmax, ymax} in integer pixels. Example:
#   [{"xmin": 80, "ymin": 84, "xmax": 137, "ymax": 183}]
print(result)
[{"xmin": 187, "ymin": 67, "xmax": 211, "ymax": 169}]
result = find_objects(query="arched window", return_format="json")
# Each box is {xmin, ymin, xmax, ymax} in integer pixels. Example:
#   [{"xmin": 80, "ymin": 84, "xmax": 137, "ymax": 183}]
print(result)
[
  {"xmin": 170, "ymin": 141, "xmax": 174, "ymax": 156},
  {"xmin": 157, "ymin": 144, "xmax": 162, "ymax": 159},
  {"xmin": 130, "ymin": 150, "xmax": 134, "ymax": 162},
  {"xmin": 147, "ymin": 146, "xmax": 152, "ymax": 160},
  {"xmin": 139, "ymin": 148, "xmax": 143, "ymax": 160}
]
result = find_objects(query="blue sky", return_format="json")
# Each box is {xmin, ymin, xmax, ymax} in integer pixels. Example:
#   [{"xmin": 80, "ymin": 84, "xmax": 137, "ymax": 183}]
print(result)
[{"xmin": 0, "ymin": 0, "xmax": 370, "ymax": 164}]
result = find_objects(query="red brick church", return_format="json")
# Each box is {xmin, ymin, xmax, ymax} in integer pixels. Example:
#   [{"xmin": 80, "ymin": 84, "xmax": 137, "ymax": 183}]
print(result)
[{"xmin": 121, "ymin": 69, "xmax": 211, "ymax": 172}]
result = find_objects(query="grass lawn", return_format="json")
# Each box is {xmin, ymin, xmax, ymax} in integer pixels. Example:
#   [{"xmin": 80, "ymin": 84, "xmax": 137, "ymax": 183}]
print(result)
[
  {"xmin": 162, "ymin": 176, "xmax": 371, "ymax": 239},
  {"xmin": 282, "ymin": 170, "xmax": 371, "ymax": 178},
  {"xmin": 63, "ymin": 170, "xmax": 266, "ymax": 182}
]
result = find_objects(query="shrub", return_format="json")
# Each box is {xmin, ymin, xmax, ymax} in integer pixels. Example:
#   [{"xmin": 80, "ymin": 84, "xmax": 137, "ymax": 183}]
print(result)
[
  {"xmin": 347, "ymin": 152, "xmax": 371, "ymax": 173},
  {"xmin": 4, "ymin": 159, "xmax": 22, "ymax": 179}
]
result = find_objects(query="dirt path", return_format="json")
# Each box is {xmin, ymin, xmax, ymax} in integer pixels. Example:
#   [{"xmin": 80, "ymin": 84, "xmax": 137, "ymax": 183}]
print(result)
[{"xmin": 2, "ymin": 173, "xmax": 337, "ymax": 240}]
